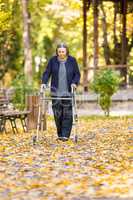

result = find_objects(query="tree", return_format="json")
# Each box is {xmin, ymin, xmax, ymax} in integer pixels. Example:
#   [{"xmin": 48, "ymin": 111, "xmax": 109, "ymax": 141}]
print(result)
[
  {"xmin": 93, "ymin": 0, "xmax": 99, "ymax": 71},
  {"xmin": 91, "ymin": 69, "xmax": 121, "ymax": 116},
  {"xmin": 100, "ymin": 2, "xmax": 111, "ymax": 65},
  {"xmin": 0, "ymin": 0, "xmax": 22, "ymax": 86},
  {"xmin": 82, "ymin": 0, "xmax": 91, "ymax": 92},
  {"xmin": 100, "ymin": 1, "xmax": 133, "ymax": 86},
  {"xmin": 21, "ymin": 0, "xmax": 33, "ymax": 85}
]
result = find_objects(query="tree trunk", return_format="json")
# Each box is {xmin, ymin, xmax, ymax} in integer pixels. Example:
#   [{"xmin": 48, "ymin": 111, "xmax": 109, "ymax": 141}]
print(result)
[
  {"xmin": 83, "ymin": 0, "xmax": 88, "ymax": 92},
  {"xmin": 112, "ymin": 2, "xmax": 121, "ymax": 65},
  {"xmin": 93, "ymin": 0, "xmax": 99, "ymax": 72},
  {"xmin": 100, "ymin": 2, "xmax": 111, "ymax": 65},
  {"xmin": 120, "ymin": 0, "xmax": 127, "ymax": 87},
  {"xmin": 21, "ymin": 0, "xmax": 32, "ymax": 85},
  {"xmin": 113, "ymin": 2, "xmax": 117, "ymax": 48}
]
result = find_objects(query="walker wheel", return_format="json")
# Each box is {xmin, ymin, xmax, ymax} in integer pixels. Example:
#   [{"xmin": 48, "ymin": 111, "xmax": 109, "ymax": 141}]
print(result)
[
  {"xmin": 32, "ymin": 135, "xmax": 37, "ymax": 145},
  {"xmin": 74, "ymin": 135, "xmax": 78, "ymax": 143}
]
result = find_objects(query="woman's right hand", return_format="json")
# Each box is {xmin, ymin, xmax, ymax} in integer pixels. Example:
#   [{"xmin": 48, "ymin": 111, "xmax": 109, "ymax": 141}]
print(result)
[{"xmin": 40, "ymin": 84, "xmax": 47, "ymax": 92}]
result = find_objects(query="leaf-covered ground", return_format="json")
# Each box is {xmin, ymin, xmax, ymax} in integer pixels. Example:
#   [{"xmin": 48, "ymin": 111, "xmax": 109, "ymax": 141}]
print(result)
[{"xmin": 0, "ymin": 116, "xmax": 133, "ymax": 200}]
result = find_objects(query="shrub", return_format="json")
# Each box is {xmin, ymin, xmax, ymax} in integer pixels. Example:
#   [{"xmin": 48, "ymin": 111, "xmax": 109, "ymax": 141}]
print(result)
[
  {"xmin": 90, "ymin": 69, "xmax": 122, "ymax": 116},
  {"xmin": 11, "ymin": 73, "xmax": 38, "ymax": 110}
]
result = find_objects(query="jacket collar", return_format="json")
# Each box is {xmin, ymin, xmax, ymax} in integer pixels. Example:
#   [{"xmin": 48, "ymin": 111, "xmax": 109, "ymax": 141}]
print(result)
[{"xmin": 55, "ymin": 55, "xmax": 70, "ymax": 63}]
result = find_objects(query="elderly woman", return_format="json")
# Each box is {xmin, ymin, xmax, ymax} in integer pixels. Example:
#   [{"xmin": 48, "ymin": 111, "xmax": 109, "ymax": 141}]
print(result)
[{"xmin": 41, "ymin": 43, "xmax": 80, "ymax": 141}]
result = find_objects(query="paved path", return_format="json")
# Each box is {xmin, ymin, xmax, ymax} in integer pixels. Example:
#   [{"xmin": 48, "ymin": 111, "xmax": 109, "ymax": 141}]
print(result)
[{"xmin": 77, "ymin": 88, "xmax": 133, "ymax": 116}]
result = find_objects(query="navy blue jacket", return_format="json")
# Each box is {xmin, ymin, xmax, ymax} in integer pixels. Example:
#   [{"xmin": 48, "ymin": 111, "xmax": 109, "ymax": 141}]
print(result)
[{"xmin": 42, "ymin": 55, "xmax": 80, "ymax": 93}]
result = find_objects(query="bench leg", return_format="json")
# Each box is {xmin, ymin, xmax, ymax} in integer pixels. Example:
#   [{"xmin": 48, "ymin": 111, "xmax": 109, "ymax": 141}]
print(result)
[
  {"xmin": 0, "ymin": 117, "xmax": 3, "ymax": 132},
  {"xmin": 4, "ymin": 119, "xmax": 7, "ymax": 133},
  {"xmin": 20, "ymin": 115, "xmax": 28, "ymax": 132},
  {"xmin": 0, "ymin": 117, "xmax": 7, "ymax": 133},
  {"xmin": 9, "ymin": 118, "xmax": 18, "ymax": 134}
]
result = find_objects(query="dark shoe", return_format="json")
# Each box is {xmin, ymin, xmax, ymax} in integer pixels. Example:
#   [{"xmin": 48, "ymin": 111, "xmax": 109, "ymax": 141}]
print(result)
[
  {"xmin": 57, "ymin": 137, "xmax": 63, "ymax": 141},
  {"xmin": 61, "ymin": 137, "xmax": 69, "ymax": 142}
]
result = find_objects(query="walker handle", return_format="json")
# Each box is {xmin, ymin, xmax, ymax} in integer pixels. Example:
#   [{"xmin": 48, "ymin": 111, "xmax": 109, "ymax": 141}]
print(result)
[
  {"xmin": 71, "ymin": 85, "xmax": 76, "ymax": 94},
  {"xmin": 40, "ymin": 84, "xmax": 51, "ymax": 93}
]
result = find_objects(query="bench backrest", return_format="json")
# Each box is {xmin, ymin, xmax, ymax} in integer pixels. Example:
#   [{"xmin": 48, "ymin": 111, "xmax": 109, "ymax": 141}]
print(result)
[{"xmin": 0, "ymin": 89, "xmax": 10, "ymax": 112}]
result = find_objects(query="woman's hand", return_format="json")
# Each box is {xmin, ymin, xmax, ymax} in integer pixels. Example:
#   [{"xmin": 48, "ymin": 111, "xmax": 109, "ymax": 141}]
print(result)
[{"xmin": 71, "ymin": 83, "xmax": 77, "ymax": 89}]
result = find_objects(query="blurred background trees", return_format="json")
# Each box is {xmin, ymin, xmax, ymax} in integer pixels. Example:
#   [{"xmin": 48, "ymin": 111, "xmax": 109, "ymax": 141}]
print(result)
[
  {"xmin": 0, "ymin": 0, "xmax": 133, "ymax": 91},
  {"xmin": 0, "ymin": 0, "xmax": 22, "ymax": 86}
]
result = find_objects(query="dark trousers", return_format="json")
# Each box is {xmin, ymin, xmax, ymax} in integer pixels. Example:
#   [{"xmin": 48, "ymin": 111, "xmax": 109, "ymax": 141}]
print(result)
[{"xmin": 52, "ymin": 96, "xmax": 73, "ymax": 138}]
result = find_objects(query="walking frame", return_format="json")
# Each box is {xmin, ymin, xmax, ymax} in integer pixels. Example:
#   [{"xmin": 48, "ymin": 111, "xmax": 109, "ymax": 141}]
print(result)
[{"xmin": 33, "ymin": 85, "xmax": 78, "ymax": 144}]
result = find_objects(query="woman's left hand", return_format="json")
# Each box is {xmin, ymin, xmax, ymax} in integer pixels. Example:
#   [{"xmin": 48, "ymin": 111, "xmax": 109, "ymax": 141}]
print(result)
[{"xmin": 71, "ymin": 84, "xmax": 77, "ymax": 89}]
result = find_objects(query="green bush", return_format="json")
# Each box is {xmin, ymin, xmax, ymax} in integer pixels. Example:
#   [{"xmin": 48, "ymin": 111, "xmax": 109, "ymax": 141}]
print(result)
[
  {"xmin": 90, "ymin": 69, "xmax": 122, "ymax": 116},
  {"xmin": 11, "ymin": 73, "xmax": 38, "ymax": 110}
]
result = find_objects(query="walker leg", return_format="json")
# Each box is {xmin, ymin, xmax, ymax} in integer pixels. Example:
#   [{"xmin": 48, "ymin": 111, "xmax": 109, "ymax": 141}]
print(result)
[
  {"xmin": 75, "ymin": 134, "xmax": 78, "ymax": 143},
  {"xmin": 33, "ymin": 91, "xmax": 43, "ymax": 145},
  {"xmin": 33, "ymin": 135, "xmax": 37, "ymax": 145}
]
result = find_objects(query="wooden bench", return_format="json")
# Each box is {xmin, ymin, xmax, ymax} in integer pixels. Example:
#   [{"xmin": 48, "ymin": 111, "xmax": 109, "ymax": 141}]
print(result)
[
  {"xmin": 1, "ymin": 110, "xmax": 30, "ymax": 134},
  {"xmin": 0, "ymin": 89, "xmax": 30, "ymax": 134}
]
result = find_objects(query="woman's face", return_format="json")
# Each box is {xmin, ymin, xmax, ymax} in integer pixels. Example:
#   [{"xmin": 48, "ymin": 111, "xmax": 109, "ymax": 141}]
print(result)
[{"xmin": 57, "ymin": 47, "xmax": 67, "ymax": 60}]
